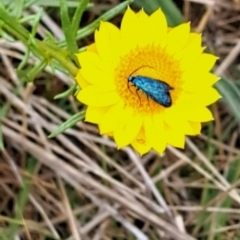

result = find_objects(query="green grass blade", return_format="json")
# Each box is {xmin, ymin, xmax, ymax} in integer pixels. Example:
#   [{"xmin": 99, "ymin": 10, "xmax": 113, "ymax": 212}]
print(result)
[
  {"xmin": 0, "ymin": 124, "xmax": 3, "ymax": 151},
  {"xmin": 25, "ymin": 0, "xmax": 93, "ymax": 8},
  {"xmin": 48, "ymin": 111, "xmax": 85, "ymax": 138},
  {"xmin": 60, "ymin": 0, "xmax": 79, "ymax": 61},
  {"xmin": 54, "ymin": 84, "xmax": 77, "ymax": 100},
  {"xmin": 194, "ymin": 124, "xmax": 216, "ymax": 237},
  {"xmin": 31, "ymin": 7, "xmax": 43, "ymax": 37},
  {"xmin": 0, "ymin": 104, "xmax": 10, "ymax": 150},
  {"xmin": 214, "ymin": 158, "xmax": 240, "ymax": 240},
  {"xmin": 10, "ymin": 0, "xmax": 24, "ymax": 18},
  {"xmin": 72, "ymin": 0, "xmax": 89, "ymax": 36},
  {"xmin": 7, "ymin": 158, "xmax": 37, "ymax": 238},
  {"xmin": 216, "ymin": 78, "xmax": 240, "ymax": 121}
]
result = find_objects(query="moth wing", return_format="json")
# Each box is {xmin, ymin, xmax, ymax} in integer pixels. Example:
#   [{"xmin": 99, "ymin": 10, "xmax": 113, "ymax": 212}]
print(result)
[
  {"xmin": 131, "ymin": 76, "xmax": 172, "ymax": 107},
  {"xmin": 147, "ymin": 80, "xmax": 172, "ymax": 107}
]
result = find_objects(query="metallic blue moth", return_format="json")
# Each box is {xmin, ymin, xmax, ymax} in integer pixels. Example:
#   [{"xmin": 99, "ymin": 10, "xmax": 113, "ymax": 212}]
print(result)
[{"xmin": 128, "ymin": 75, "xmax": 173, "ymax": 107}]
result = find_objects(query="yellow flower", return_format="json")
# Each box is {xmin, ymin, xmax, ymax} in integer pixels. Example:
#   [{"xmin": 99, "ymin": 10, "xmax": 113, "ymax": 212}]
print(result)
[{"xmin": 75, "ymin": 7, "xmax": 220, "ymax": 155}]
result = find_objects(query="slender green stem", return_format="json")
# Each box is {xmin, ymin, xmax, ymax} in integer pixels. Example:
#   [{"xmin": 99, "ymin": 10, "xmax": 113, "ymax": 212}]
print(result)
[
  {"xmin": 72, "ymin": 0, "xmax": 89, "ymax": 36},
  {"xmin": 0, "ymin": 7, "xmax": 78, "ymax": 76},
  {"xmin": 0, "ymin": 7, "xmax": 29, "ymax": 38},
  {"xmin": 60, "ymin": 0, "xmax": 78, "ymax": 62},
  {"xmin": 37, "ymin": 41, "xmax": 79, "ymax": 76}
]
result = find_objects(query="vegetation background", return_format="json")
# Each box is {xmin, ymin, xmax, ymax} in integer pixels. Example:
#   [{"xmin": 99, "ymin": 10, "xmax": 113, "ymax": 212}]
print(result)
[{"xmin": 0, "ymin": 0, "xmax": 240, "ymax": 239}]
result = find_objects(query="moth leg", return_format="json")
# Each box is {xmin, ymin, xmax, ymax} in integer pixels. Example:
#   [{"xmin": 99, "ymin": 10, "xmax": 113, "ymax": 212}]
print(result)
[
  {"xmin": 136, "ymin": 88, "xmax": 142, "ymax": 106},
  {"xmin": 146, "ymin": 94, "xmax": 153, "ymax": 112},
  {"xmin": 127, "ymin": 81, "xmax": 136, "ymax": 96}
]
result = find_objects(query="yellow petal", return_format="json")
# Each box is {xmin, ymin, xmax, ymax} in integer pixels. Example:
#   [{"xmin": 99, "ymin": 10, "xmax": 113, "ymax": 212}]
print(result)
[
  {"xmin": 191, "ymin": 88, "xmax": 221, "ymax": 106},
  {"xmin": 174, "ymin": 33, "xmax": 203, "ymax": 64},
  {"xmin": 163, "ymin": 109, "xmax": 193, "ymax": 135},
  {"xmin": 80, "ymin": 68, "xmax": 115, "ymax": 89},
  {"xmin": 77, "ymin": 86, "xmax": 120, "ymax": 107},
  {"xmin": 85, "ymin": 106, "xmax": 109, "ymax": 124},
  {"xmin": 197, "ymin": 53, "xmax": 218, "ymax": 71},
  {"xmin": 131, "ymin": 128, "xmax": 151, "ymax": 155},
  {"xmin": 185, "ymin": 107, "xmax": 214, "ymax": 122},
  {"xmin": 120, "ymin": 6, "xmax": 137, "ymax": 36},
  {"xmin": 187, "ymin": 32, "xmax": 202, "ymax": 48},
  {"xmin": 181, "ymin": 72, "xmax": 220, "ymax": 91},
  {"xmin": 144, "ymin": 116, "xmax": 167, "ymax": 154},
  {"xmin": 120, "ymin": 7, "xmax": 139, "ymax": 54},
  {"xmin": 143, "ymin": 116, "xmax": 155, "ymax": 144},
  {"xmin": 120, "ymin": 7, "xmax": 167, "ymax": 52},
  {"xmin": 77, "ymin": 51, "xmax": 115, "ymax": 87},
  {"xmin": 75, "ymin": 71, "xmax": 90, "ymax": 88},
  {"xmin": 152, "ymin": 113, "xmax": 164, "ymax": 133},
  {"xmin": 99, "ymin": 101, "xmax": 124, "ymax": 134},
  {"xmin": 189, "ymin": 121, "xmax": 202, "ymax": 135},
  {"xmin": 114, "ymin": 113, "xmax": 143, "ymax": 148},
  {"xmin": 165, "ymin": 124, "xmax": 185, "ymax": 148},
  {"xmin": 166, "ymin": 23, "xmax": 190, "ymax": 54},
  {"xmin": 118, "ymin": 105, "xmax": 134, "ymax": 129},
  {"xmin": 87, "ymin": 43, "xmax": 97, "ymax": 53},
  {"xmin": 100, "ymin": 101, "xmax": 134, "ymax": 133},
  {"xmin": 177, "ymin": 47, "xmax": 204, "ymax": 71},
  {"xmin": 105, "ymin": 132, "xmax": 113, "ymax": 137},
  {"xmin": 134, "ymin": 9, "xmax": 150, "ymax": 47},
  {"xmin": 95, "ymin": 21, "xmax": 121, "ymax": 64},
  {"xmin": 77, "ymin": 51, "xmax": 107, "ymax": 71},
  {"xmin": 148, "ymin": 8, "xmax": 168, "ymax": 45},
  {"xmin": 178, "ymin": 88, "xmax": 221, "ymax": 109},
  {"xmin": 152, "ymin": 137, "xmax": 167, "ymax": 154},
  {"xmin": 176, "ymin": 47, "xmax": 203, "ymax": 66}
]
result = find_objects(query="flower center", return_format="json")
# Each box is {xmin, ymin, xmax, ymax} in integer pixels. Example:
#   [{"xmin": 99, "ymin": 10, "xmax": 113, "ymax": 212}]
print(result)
[{"xmin": 114, "ymin": 45, "xmax": 183, "ymax": 114}]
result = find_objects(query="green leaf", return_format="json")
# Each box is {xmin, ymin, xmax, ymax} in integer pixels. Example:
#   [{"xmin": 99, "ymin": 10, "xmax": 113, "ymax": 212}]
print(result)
[
  {"xmin": 216, "ymin": 78, "xmax": 240, "ymax": 121},
  {"xmin": 17, "ymin": 13, "xmax": 45, "ymax": 71},
  {"xmin": 54, "ymin": 83, "xmax": 77, "ymax": 99},
  {"xmin": 25, "ymin": 0, "xmax": 93, "ymax": 8},
  {"xmin": 31, "ymin": 7, "xmax": 43, "ymax": 37},
  {"xmin": 0, "ymin": 105, "xmax": 9, "ymax": 150},
  {"xmin": 214, "ymin": 158, "xmax": 240, "ymax": 240},
  {"xmin": 0, "ymin": 7, "xmax": 29, "ymax": 39},
  {"xmin": 0, "ymin": 124, "xmax": 3, "ymax": 151},
  {"xmin": 7, "ymin": 157, "xmax": 37, "ymax": 238},
  {"xmin": 48, "ymin": 111, "xmax": 85, "ymax": 138},
  {"xmin": 17, "ymin": 60, "xmax": 47, "ymax": 82},
  {"xmin": 72, "ymin": 0, "xmax": 89, "ymax": 36},
  {"xmin": 58, "ymin": 0, "xmax": 134, "ymax": 47},
  {"xmin": 60, "ymin": 0, "xmax": 79, "ymax": 62},
  {"xmin": 10, "ymin": 0, "xmax": 24, "ymax": 18}
]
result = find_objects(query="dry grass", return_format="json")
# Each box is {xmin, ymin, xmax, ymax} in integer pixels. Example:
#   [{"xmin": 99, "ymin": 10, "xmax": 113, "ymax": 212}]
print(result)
[{"xmin": 1, "ymin": 0, "xmax": 240, "ymax": 239}]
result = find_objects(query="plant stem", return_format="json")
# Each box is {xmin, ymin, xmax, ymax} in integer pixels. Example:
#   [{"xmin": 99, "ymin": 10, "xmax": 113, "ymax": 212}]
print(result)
[{"xmin": 0, "ymin": 7, "xmax": 78, "ymax": 76}]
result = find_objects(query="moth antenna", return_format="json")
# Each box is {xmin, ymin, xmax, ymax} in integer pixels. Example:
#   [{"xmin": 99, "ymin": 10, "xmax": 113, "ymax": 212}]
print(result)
[{"xmin": 128, "ymin": 65, "xmax": 155, "ymax": 78}]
